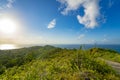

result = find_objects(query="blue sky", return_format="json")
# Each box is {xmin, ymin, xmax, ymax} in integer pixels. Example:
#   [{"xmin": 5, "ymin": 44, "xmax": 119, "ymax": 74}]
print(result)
[{"xmin": 0, "ymin": 0, "xmax": 120, "ymax": 44}]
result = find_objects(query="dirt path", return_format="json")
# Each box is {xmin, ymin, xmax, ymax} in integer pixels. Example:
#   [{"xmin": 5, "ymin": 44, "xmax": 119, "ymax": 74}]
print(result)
[
  {"xmin": 98, "ymin": 58, "xmax": 120, "ymax": 74},
  {"xmin": 105, "ymin": 60, "xmax": 120, "ymax": 74}
]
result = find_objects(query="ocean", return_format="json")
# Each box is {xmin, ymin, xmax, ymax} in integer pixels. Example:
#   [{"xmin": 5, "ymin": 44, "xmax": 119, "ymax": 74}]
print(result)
[
  {"xmin": 0, "ymin": 44, "xmax": 120, "ymax": 53},
  {"xmin": 53, "ymin": 44, "xmax": 120, "ymax": 53}
]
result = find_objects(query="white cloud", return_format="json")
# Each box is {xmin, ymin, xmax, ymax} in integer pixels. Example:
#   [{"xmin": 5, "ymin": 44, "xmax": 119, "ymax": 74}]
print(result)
[
  {"xmin": 57, "ymin": 0, "xmax": 100, "ymax": 28},
  {"xmin": 47, "ymin": 19, "xmax": 56, "ymax": 29},
  {"xmin": 108, "ymin": 0, "xmax": 114, "ymax": 8},
  {"xmin": 102, "ymin": 38, "xmax": 108, "ymax": 42},
  {"xmin": 0, "ymin": 0, "xmax": 15, "ymax": 10},
  {"xmin": 6, "ymin": 0, "xmax": 15, "ymax": 8},
  {"xmin": 78, "ymin": 34, "xmax": 85, "ymax": 39},
  {"xmin": 87, "ymin": 39, "xmax": 96, "ymax": 44},
  {"xmin": 57, "ymin": 0, "xmax": 84, "ymax": 15}
]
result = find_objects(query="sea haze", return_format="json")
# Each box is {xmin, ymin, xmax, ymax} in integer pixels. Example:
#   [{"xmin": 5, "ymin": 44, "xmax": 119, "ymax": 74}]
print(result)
[{"xmin": 0, "ymin": 44, "xmax": 120, "ymax": 53}]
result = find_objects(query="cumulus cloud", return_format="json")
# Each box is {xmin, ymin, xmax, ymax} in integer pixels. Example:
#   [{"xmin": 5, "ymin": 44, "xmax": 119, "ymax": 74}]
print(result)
[
  {"xmin": 78, "ymin": 34, "xmax": 85, "ymax": 39},
  {"xmin": 47, "ymin": 19, "xmax": 56, "ymax": 29},
  {"xmin": 108, "ymin": 0, "xmax": 114, "ymax": 8},
  {"xmin": 102, "ymin": 38, "xmax": 108, "ymax": 42},
  {"xmin": 7, "ymin": 0, "xmax": 15, "ymax": 8},
  {"xmin": 57, "ymin": 0, "xmax": 100, "ymax": 28},
  {"xmin": 57, "ymin": 0, "xmax": 84, "ymax": 15},
  {"xmin": 0, "ymin": 0, "xmax": 15, "ymax": 10}
]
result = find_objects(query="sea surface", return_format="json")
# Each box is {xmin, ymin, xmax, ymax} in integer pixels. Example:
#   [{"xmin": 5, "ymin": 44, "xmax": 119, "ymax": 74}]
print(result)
[
  {"xmin": 53, "ymin": 44, "xmax": 120, "ymax": 53},
  {"xmin": 0, "ymin": 44, "xmax": 120, "ymax": 53}
]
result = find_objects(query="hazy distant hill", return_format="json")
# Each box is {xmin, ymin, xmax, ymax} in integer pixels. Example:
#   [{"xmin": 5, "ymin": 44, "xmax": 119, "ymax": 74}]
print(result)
[{"xmin": 0, "ymin": 45, "xmax": 120, "ymax": 80}]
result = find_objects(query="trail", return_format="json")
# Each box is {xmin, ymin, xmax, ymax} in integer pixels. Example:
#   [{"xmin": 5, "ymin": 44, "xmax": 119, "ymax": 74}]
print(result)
[
  {"xmin": 98, "ymin": 58, "xmax": 120, "ymax": 74},
  {"xmin": 105, "ymin": 60, "xmax": 120, "ymax": 74}
]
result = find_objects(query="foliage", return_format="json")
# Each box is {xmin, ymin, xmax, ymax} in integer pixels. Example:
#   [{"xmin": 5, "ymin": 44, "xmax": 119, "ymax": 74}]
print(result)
[{"xmin": 0, "ymin": 46, "xmax": 120, "ymax": 80}]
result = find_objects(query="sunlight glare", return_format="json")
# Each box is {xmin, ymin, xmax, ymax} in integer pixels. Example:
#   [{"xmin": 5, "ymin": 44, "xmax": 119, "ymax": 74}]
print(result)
[
  {"xmin": 0, "ymin": 17, "xmax": 17, "ymax": 34},
  {"xmin": 0, "ymin": 44, "xmax": 17, "ymax": 50}
]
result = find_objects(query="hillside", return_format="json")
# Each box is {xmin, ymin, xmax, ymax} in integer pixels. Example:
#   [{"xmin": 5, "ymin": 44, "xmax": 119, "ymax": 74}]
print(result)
[{"xmin": 0, "ymin": 45, "xmax": 120, "ymax": 80}]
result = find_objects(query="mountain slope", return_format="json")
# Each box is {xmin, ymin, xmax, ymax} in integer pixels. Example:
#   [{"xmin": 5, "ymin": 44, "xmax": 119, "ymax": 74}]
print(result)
[{"xmin": 0, "ymin": 46, "xmax": 120, "ymax": 80}]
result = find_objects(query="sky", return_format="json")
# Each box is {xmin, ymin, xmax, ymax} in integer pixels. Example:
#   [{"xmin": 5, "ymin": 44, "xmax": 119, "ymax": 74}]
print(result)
[{"xmin": 0, "ymin": 0, "xmax": 120, "ymax": 45}]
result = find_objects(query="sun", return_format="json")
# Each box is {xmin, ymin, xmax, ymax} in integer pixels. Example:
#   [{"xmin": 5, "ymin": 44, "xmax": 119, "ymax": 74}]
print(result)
[{"xmin": 0, "ymin": 17, "xmax": 17, "ymax": 34}]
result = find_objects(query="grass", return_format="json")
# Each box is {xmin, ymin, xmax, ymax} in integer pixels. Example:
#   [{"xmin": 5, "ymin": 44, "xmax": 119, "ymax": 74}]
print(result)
[{"xmin": 0, "ymin": 45, "xmax": 120, "ymax": 80}]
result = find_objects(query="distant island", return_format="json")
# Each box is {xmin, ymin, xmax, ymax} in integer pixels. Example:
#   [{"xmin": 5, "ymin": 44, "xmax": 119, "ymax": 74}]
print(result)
[{"xmin": 0, "ymin": 45, "xmax": 120, "ymax": 80}]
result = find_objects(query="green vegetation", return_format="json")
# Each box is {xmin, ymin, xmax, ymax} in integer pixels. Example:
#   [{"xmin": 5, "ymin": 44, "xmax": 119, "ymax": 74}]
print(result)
[
  {"xmin": 89, "ymin": 48, "xmax": 120, "ymax": 63},
  {"xmin": 0, "ymin": 45, "xmax": 120, "ymax": 80}
]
